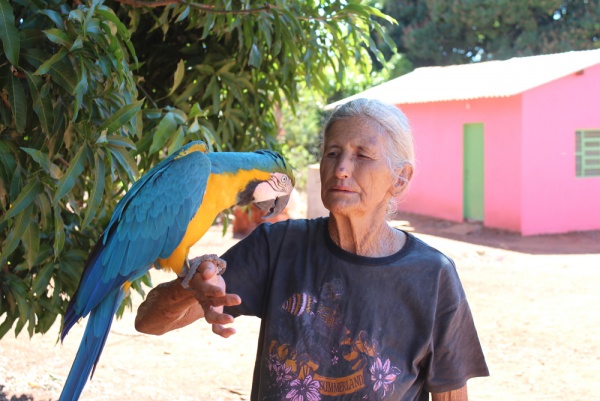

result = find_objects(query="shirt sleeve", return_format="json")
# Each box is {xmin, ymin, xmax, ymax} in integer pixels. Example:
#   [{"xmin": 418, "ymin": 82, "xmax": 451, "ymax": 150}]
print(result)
[{"xmin": 424, "ymin": 299, "xmax": 490, "ymax": 392}]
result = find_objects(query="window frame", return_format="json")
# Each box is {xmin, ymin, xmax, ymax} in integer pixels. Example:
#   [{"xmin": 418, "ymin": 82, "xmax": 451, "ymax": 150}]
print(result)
[{"xmin": 575, "ymin": 130, "xmax": 600, "ymax": 178}]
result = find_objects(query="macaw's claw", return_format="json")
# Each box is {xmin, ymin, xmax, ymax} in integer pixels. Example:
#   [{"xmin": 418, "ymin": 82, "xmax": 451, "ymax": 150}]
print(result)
[{"xmin": 179, "ymin": 254, "xmax": 227, "ymax": 289}]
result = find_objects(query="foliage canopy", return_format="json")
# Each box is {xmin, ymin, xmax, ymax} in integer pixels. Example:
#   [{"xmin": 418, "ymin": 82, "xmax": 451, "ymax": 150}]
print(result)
[
  {"xmin": 0, "ymin": 0, "xmax": 395, "ymax": 338},
  {"xmin": 381, "ymin": 0, "xmax": 600, "ymax": 67}
]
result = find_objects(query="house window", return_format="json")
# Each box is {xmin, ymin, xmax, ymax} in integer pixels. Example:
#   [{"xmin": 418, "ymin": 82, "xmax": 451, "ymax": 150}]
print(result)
[{"xmin": 576, "ymin": 130, "xmax": 600, "ymax": 177}]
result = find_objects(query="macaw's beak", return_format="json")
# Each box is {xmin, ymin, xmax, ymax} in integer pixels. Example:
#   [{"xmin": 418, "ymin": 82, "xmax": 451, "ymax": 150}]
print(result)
[{"xmin": 255, "ymin": 194, "xmax": 291, "ymax": 219}]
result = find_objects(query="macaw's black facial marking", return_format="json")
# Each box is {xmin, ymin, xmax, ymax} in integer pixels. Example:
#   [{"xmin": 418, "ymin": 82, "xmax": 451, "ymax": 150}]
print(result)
[
  {"xmin": 236, "ymin": 181, "xmax": 261, "ymax": 206},
  {"xmin": 237, "ymin": 179, "xmax": 291, "ymax": 219}
]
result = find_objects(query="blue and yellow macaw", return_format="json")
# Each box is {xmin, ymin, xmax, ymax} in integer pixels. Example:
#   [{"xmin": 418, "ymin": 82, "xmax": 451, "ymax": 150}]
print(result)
[{"xmin": 58, "ymin": 141, "xmax": 295, "ymax": 401}]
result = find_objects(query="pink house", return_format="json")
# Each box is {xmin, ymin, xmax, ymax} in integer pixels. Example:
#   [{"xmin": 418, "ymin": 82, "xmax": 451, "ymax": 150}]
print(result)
[{"xmin": 330, "ymin": 49, "xmax": 600, "ymax": 236}]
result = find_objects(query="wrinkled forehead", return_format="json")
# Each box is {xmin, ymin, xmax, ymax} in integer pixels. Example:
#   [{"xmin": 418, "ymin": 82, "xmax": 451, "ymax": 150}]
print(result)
[{"xmin": 324, "ymin": 116, "xmax": 388, "ymax": 144}]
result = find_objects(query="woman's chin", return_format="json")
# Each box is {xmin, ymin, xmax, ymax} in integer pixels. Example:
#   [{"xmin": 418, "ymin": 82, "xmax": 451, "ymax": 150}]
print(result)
[{"xmin": 323, "ymin": 201, "xmax": 359, "ymax": 217}]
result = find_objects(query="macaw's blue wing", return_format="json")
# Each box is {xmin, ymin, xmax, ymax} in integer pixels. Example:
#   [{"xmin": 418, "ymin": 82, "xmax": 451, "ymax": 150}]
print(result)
[{"xmin": 59, "ymin": 142, "xmax": 211, "ymax": 401}]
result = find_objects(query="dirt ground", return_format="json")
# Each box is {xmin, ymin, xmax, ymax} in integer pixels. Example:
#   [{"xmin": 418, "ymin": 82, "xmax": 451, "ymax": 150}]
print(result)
[{"xmin": 1, "ymin": 211, "xmax": 599, "ymax": 401}]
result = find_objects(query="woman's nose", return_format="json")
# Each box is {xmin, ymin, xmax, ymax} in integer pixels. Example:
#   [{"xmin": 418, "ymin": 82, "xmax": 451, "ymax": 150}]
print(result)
[{"xmin": 334, "ymin": 154, "xmax": 352, "ymax": 178}]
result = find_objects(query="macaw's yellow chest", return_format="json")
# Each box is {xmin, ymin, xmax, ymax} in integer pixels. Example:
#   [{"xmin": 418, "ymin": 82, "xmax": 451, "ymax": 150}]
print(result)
[{"xmin": 157, "ymin": 169, "xmax": 272, "ymax": 273}]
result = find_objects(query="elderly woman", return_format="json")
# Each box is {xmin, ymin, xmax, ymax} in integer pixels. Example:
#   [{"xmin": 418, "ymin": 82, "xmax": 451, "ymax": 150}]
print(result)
[{"xmin": 135, "ymin": 98, "xmax": 489, "ymax": 401}]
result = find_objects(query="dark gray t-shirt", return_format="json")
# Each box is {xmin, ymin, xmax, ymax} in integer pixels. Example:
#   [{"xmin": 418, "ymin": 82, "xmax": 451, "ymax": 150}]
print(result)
[{"xmin": 223, "ymin": 218, "xmax": 488, "ymax": 401}]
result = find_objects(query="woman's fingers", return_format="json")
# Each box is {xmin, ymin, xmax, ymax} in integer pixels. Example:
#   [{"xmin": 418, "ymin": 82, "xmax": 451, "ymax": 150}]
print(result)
[
  {"xmin": 186, "ymin": 257, "xmax": 241, "ymax": 337},
  {"xmin": 212, "ymin": 324, "xmax": 237, "ymax": 338},
  {"xmin": 195, "ymin": 260, "xmax": 220, "ymax": 281},
  {"xmin": 202, "ymin": 303, "xmax": 237, "ymax": 338}
]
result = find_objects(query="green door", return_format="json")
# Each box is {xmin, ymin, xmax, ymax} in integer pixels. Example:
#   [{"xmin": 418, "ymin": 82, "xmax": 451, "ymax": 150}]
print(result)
[{"xmin": 463, "ymin": 123, "xmax": 484, "ymax": 221}]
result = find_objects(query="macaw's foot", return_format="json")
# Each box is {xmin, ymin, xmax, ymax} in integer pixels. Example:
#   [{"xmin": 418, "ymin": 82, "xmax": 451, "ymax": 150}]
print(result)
[{"xmin": 179, "ymin": 254, "xmax": 227, "ymax": 289}]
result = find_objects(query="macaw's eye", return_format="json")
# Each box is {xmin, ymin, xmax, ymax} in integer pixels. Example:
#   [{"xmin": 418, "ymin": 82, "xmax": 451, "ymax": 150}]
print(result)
[{"xmin": 281, "ymin": 176, "xmax": 288, "ymax": 183}]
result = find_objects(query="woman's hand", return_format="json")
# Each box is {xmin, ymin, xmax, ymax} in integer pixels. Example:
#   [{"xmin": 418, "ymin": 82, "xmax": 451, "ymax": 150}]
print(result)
[
  {"xmin": 135, "ymin": 257, "xmax": 241, "ymax": 337},
  {"xmin": 186, "ymin": 258, "xmax": 242, "ymax": 338}
]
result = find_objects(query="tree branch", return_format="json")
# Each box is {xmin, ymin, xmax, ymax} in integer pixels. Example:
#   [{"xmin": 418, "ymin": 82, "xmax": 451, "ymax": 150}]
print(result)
[{"xmin": 115, "ymin": 0, "xmax": 275, "ymax": 14}]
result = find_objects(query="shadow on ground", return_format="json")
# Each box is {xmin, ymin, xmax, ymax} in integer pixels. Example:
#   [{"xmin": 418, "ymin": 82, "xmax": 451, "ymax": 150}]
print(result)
[
  {"xmin": 391, "ymin": 211, "xmax": 600, "ymax": 255},
  {"xmin": 0, "ymin": 387, "xmax": 34, "ymax": 401}
]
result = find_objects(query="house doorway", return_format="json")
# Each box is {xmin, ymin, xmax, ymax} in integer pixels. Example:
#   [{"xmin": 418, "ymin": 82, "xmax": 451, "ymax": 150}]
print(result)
[{"xmin": 463, "ymin": 123, "xmax": 484, "ymax": 221}]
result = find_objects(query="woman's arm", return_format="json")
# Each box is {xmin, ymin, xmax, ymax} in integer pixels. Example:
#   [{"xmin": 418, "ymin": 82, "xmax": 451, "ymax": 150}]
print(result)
[
  {"xmin": 431, "ymin": 385, "xmax": 468, "ymax": 401},
  {"xmin": 134, "ymin": 277, "xmax": 202, "ymax": 335},
  {"xmin": 135, "ymin": 260, "xmax": 241, "ymax": 337}
]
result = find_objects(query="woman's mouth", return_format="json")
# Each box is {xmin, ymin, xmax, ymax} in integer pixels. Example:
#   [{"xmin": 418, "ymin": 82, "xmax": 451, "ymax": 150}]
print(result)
[{"xmin": 331, "ymin": 185, "xmax": 353, "ymax": 193}]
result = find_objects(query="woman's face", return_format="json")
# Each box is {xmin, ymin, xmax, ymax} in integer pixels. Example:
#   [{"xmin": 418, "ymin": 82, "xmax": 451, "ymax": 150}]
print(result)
[{"xmin": 320, "ymin": 118, "xmax": 397, "ymax": 219}]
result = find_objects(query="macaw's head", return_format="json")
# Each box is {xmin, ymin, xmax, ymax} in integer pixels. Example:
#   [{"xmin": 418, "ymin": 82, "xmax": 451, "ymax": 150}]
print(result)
[{"xmin": 236, "ymin": 150, "xmax": 295, "ymax": 218}]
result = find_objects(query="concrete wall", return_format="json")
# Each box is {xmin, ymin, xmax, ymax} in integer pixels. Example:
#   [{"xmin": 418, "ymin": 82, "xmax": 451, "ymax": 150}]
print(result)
[
  {"xmin": 520, "ymin": 65, "xmax": 600, "ymax": 235},
  {"xmin": 397, "ymin": 97, "xmax": 523, "ymax": 232},
  {"xmin": 306, "ymin": 164, "xmax": 329, "ymax": 218}
]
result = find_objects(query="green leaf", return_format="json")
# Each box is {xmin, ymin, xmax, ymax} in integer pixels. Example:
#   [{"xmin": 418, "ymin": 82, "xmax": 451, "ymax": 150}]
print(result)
[
  {"xmin": 32, "ymin": 263, "xmax": 54, "ymax": 296},
  {"xmin": 1, "ymin": 178, "xmax": 41, "ymax": 223},
  {"xmin": 196, "ymin": 64, "xmax": 214, "ymax": 75},
  {"xmin": 36, "ymin": 296, "xmax": 58, "ymax": 334},
  {"xmin": 36, "ymin": 191, "xmax": 52, "ymax": 231},
  {"xmin": 342, "ymin": 4, "xmax": 371, "ymax": 20},
  {"xmin": 109, "ymin": 148, "xmax": 137, "ymax": 182},
  {"xmin": 188, "ymin": 103, "xmax": 202, "ymax": 119},
  {"xmin": 96, "ymin": 8, "xmax": 130, "ymax": 40},
  {"xmin": 0, "ymin": 141, "xmax": 16, "ymax": 179},
  {"xmin": 149, "ymin": 112, "xmax": 177, "ymax": 155},
  {"xmin": 27, "ymin": 302, "xmax": 36, "ymax": 337},
  {"xmin": 81, "ymin": 153, "xmax": 105, "ymax": 229},
  {"xmin": 23, "ymin": 220, "xmax": 40, "ymax": 269},
  {"xmin": 98, "ymin": 99, "xmax": 144, "ymax": 136},
  {"xmin": 21, "ymin": 48, "xmax": 48, "ymax": 70},
  {"xmin": 365, "ymin": 5, "xmax": 397, "ymax": 24},
  {"xmin": 0, "ymin": 313, "xmax": 16, "ymax": 338},
  {"xmin": 168, "ymin": 59, "xmax": 185, "ymax": 96},
  {"xmin": 0, "ymin": 0, "xmax": 20, "ymax": 66},
  {"xmin": 53, "ymin": 145, "xmax": 87, "ymax": 204},
  {"xmin": 106, "ymin": 135, "xmax": 136, "ymax": 150},
  {"xmin": 70, "ymin": 35, "xmax": 84, "ymax": 51},
  {"xmin": 201, "ymin": 12, "xmax": 215, "ymax": 41},
  {"xmin": 8, "ymin": 163, "xmax": 22, "ymax": 203},
  {"xmin": 175, "ymin": 5, "xmax": 190, "ymax": 23},
  {"xmin": 249, "ymin": 44, "xmax": 262, "ymax": 68},
  {"xmin": 0, "ymin": 203, "xmax": 33, "ymax": 265},
  {"xmin": 85, "ymin": 18, "xmax": 102, "ymax": 36},
  {"xmin": 19, "ymin": 29, "xmax": 44, "ymax": 51},
  {"xmin": 53, "ymin": 206, "xmax": 65, "ymax": 257},
  {"xmin": 42, "ymin": 28, "xmax": 72, "ymax": 48},
  {"xmin": 25, "ymin": 73, "xmax": 54, "ymax": 136},
  {"xmin": 9, "ymin": 282, "xmax": 29, "ymax": 325},
  {"xmin": 6, "ymin": 73, "xmax": 27, "ymax": 133},
  {"xmin": 38, "ymin": 9, "xmax": 63, "ymax": 28},
  {"xmin": 33, "ymin": 47, "xmax": 68, "ymax": 76},
  {"xmin": 49, "ymin": 57, "xmax": 79, "ymax": 95},
  {"xmin": 4, "ymin": 285, "xmax": 15, "ymax": 315},
  {"xmin": 21, "ymin": 148, "xmax": 62, "ymax": 179},
  {"xmin": 167, "ymin": 126, "xmax": 185, "ymax": 156},
  {"xmin": 169, "ymin": 109, "xmax": 187, "ymax": 125},
  {"xmin": 68, "ymin": 8, "xmax": 85, "ymax": 24}
]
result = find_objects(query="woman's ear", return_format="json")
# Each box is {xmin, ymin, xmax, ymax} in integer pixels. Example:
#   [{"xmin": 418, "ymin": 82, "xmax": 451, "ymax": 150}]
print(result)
[{"xmin": 391, "ymin": 164, "xmax": 413, "ymax": 196}]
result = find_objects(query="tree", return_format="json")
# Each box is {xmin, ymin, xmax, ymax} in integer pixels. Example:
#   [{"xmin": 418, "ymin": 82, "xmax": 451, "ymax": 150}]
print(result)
[
  {"xmin": 0, "ymin": 0, "xmax": 394, "ymax": 339},
  {"xmin": 381, "ymin": 0, "xmax": 600, "ymax": 67}
]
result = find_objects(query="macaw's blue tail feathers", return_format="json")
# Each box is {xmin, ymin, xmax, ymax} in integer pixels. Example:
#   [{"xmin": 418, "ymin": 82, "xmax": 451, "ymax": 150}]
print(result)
[
  {"xmin": 59, "ymin": 288, "xmax": 124, "ymax": 401},
  {"xmin": 60, "ymin": 227, "xmax": 152, "ymax": 343},
  {"xmin": 61, "ymin": 238, "xmax": 106, "ymax": 342}
]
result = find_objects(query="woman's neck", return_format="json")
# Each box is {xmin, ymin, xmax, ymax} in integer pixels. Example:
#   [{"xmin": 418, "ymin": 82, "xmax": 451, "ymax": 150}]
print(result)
[{"xmin": 327, "ymin": 214, "xmax": 406, "ymax": 257}]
